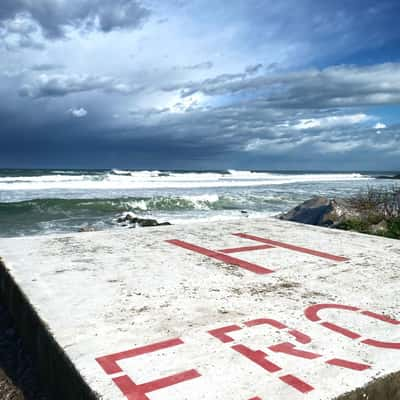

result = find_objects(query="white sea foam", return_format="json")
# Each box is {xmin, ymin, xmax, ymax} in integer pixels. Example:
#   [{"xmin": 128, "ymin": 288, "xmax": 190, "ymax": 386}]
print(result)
[
  {"xmin": 182, "ymin": 193, "xmax": 220, "ymax": 202},
  {"xmin": 111, "ymin": 169, "xmax": 131, "ymax": 175},
  {"xmin": 168, "ymin": 210, "xmax": 276, "ymax": 225},
  {"xmin": 0, "ymin": 170, "xmax": 369, "ymax": 191},
  {"xmin": 0, "ymin": 174, "xmax": 87, "ymax": 183},
  {"xmin": 122, "ymin": 200, "xmax": 149, "ymax": 210}
]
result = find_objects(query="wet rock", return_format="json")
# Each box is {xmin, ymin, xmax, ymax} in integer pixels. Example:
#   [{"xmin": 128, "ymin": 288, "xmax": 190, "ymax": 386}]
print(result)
[
  {"xmin": 116, "ymin": 212, "xmax": 171, "ymax": 228},
  {"xmin": 78, "ymin": 226, "xmax": 97, "ymax": 233}
]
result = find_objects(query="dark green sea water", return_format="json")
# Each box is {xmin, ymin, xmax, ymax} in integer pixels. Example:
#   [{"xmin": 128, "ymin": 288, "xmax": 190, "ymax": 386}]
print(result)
[{"xmin": 0, "ymin": 169, "xmax": 398, "ymax": 237}]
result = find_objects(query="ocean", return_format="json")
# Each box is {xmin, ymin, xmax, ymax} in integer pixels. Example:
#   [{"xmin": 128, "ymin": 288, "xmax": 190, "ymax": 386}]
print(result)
[{"xmin": 0, "ymin": 169, "xmax": 398, "ymax": 237}]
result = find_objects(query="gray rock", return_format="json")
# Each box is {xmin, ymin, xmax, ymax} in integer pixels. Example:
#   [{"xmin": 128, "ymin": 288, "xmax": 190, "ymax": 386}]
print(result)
[
  {"xmin": 78, "ymin": 226, "xmax": 97, "ymax": 232},
  {"xmin": 116, "ymin": 212, "xmax": 171, "ymax": 228},
  {"xmin": 278, "ymin": 196, "xmax": 358, "ymax": 227}
]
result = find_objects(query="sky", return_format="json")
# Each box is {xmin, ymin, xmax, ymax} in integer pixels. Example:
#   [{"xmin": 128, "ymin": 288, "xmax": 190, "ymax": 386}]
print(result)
[{"xmin": 1, "ymin": 0, "xmax": 400, "ymax": 170}]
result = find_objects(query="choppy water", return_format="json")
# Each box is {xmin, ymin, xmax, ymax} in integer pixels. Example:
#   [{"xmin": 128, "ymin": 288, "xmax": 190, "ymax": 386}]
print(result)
[{"xmin": 0, "ymin": 169, "xmax": 398, "ymax": 237}]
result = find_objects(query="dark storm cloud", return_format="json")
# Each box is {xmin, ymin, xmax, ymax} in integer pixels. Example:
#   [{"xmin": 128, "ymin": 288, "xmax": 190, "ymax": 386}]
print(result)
[
  {"xmin": 125, "ymin": 101, "xmax": 369, "ymax": 150},
  {"xmin": 1, "ymin": 0, "xmax": 400, "ymax": 170},
  {"xmin": 0, "ymin": 108, "xmax": 233, "ymax": 168},
  {"xmin": 0, "ymin": 0, "xmax": 150, "ymax": 39},
  {"xmin": 165, "ymin": 63, "xmax": 400, "ymax": 108},
  {"xmin": 109, "ymin": 98, "xmax": 400, "ymax": 168},
  {"xmin": 130, "ymin": 107, "xmax": 170, "ymax": 117},
  {"xmin": 2, "ymin": 98, "xmax": 398, "ymax": 169}
]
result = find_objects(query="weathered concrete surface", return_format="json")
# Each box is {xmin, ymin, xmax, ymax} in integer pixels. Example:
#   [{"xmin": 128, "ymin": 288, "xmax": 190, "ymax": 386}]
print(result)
[{"xmin": 0, "ymin": 218, "xmax": 399, "ymax": 400}]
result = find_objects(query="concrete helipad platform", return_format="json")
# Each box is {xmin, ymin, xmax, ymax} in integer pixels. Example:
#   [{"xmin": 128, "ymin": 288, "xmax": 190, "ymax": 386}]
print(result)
[{"xmin": 0, "ymin": 218, "xmax": 400, "ymax": 400}]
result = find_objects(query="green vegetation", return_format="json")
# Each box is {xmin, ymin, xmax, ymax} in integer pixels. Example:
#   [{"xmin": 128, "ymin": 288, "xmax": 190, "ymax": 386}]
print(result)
[
  {"xmin": 336, "ymin": 218, "xmax": 371, "ymax": 234},
  {"xmin": 336, "ymin": 186, "xmax": 400, "ymax": 239},
  {"xmin": 386, "ymin": 217, "xmax": 400, "ymax": 239}
]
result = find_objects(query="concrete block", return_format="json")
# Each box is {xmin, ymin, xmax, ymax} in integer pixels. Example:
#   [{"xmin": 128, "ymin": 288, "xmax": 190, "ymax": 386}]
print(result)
[{"xmin": 0, "ymin": 218, "xmax": 399, "ymax": 399}]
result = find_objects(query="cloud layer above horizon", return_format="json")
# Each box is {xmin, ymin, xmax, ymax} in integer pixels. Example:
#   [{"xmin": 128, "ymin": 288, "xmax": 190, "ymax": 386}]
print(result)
[{"xmin": 1, "ymin": 0, "xmax": 400, "ymax": 170}]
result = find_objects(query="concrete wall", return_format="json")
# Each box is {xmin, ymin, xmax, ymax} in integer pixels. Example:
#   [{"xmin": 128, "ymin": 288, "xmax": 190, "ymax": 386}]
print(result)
[{"xmin": 0, "ymin": 259, "xmax": 98, "ymax": 400}]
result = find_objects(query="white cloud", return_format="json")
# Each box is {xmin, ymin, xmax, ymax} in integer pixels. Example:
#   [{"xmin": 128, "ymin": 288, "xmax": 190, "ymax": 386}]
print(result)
[
  {"xmin": 0, "ymin": 15, "xmax": 45, "ymax": 50},
  {"xmin": 374, "ymin": 122, "xmax": 387, "ymax": 129},
  {"xmin": 293, "ymin": 113, "xmax": 370, "ymax": 130},
  {"xmin": 68, "ymin": 107, "xmax": 88, "ymax": 118},
  {"xmin": 19, "ymin": 73, "xmax": 141, "ymax": 98}
]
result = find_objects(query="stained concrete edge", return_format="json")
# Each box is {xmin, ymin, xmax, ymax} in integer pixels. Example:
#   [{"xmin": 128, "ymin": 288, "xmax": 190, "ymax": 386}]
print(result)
[
  {"xmin": 0, "ymin": 258, "xmax": 99, "ymax": 400},
  {"xmin": 335, "ymin": 370, "xmax": 400, "ymax": 400}
]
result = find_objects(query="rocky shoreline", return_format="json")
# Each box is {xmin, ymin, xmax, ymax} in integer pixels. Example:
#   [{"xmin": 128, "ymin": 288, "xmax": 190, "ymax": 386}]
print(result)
[
  {"xmin": 279, "ymin": 196, "xmax": 357, "ymax": 227},
  {"xmin": 1, "ymin": 188, "xmax": 398, "ymax": 399},
  {"xmin": 79, "ymin": 190, "xmax": 400, "ymax": 240},
  {"xmin": 115, "ymin": 212, "xmax": 172, "ymax": 227},
  {"xmin": 279, "ymin": 189, "xmax": 400, "ymax": 239}
]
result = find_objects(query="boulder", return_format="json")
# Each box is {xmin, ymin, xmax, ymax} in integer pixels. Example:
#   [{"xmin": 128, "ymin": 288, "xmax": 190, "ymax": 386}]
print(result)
[
  {"xmin": 117, "ymin": 212, "xmax": 137, "ymax": 223},
  {"xmin": 132, "ymin": 218, "xmax": 171, "ymax": 228},
  {"xmin": 278, "ymin": 196, "xmax": 358, "ymax": 227},
  {"xmin": 279, "ymin": 190, "xmax": 400, "ymax": 239}
]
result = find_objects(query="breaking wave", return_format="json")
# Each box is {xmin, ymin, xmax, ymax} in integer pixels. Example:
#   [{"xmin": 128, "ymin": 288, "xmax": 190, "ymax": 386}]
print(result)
[
  {"xmin": 0, "ymin": 169, "xmax": 368, "ymax": 191},
  {"xmin": 0, "ymin": 195, "xmax": 224, "ymax": 216}
]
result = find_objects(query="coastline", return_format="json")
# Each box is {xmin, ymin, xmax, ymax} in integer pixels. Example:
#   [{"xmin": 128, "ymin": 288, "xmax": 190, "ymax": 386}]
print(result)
[
  {"xmin": 279, "ymin": 187, "xmax": 400, "ymax": 240},
  {"xmin": 0, "ymin": 174, "xmax": 398, "ymax": 398},
  {"xmin": 0, "ymin": 217, "xmax": 399, "ymax": 399},
  {"xmin": 0, "ymin": 169, "xmax": 387, "ymax": 238}
]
